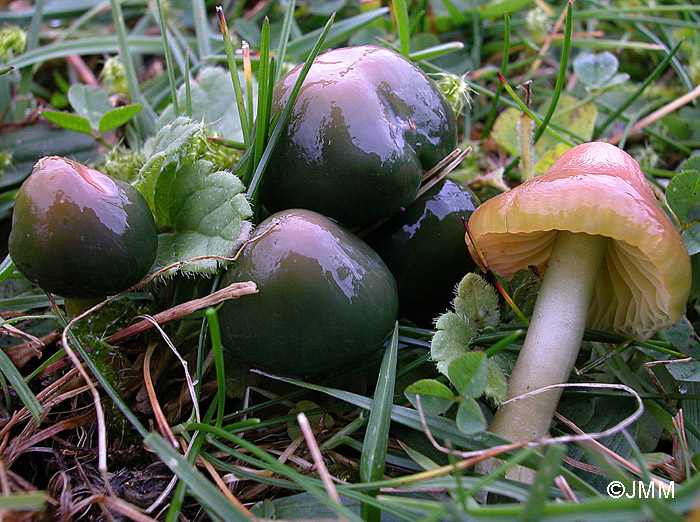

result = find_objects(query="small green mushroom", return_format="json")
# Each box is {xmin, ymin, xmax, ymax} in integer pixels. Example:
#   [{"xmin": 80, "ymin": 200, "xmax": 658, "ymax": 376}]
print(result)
[
  {"xmin": 366, "ymin": 178, "xmax": 480, "ymax": 325},
  {"xmin": 261, "ymin": 45, "xmax": 457, "ymax": 228},
  {"xmin": 9, "ymin": 156, "xmax": 158, "ymax": 314},
  {"xmin": 219, "ymin": 209, "xmax": 399, "ymax": 377}
]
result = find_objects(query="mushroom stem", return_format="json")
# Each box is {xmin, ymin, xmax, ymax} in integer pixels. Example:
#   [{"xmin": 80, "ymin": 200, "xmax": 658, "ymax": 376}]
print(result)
[
  {"xmin": 64, "ymin": 297, "xmax": 103, "ymax": 318},
  {"xmin": 490, "ymin": 231, "xmax": 608, "ymax": 443}
]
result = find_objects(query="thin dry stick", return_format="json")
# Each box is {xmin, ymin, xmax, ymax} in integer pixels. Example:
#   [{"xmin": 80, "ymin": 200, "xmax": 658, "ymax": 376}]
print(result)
[
  {"xmin": 609, "ymin": 83, "xmax": 700, "ymax": 144},
  {"xmin": 59, "ymin": 318, "xmax": 110, "ymax": 488},
  {"xmin": 554, "ymin": 411, "xmax": 671, "ymax": 489},
  {"xmin": 554, "ymin": 475, "xmax": 579, "ymax": 503},
  {"xmin": 108, "ymin": 281, "xmax": 257, "ymax": 344},
  {"xmin": 297, "ymin": 413, "xmax": 344, "ymax": 511},
  {"xmin": 143, "ymin": 343, "xmax": 179, "ymax": 448},
  {"xmin": 200, "ymin": 457, "xmax": 256, "ymax": 517},
  {"xmin": 644, "ymin": 357, "xmax": 692, "ymax": 414},
  {"xmin": 420, "ymin": 147, "xmax": 463, "ymax": 183},
  {"xmin": 100, "ymin": 496, "xmax": 161, "ymax": 522},
  {"xmin": 415, "ymin": 147, "xmax": 473, "ymax": 199},
  {"xmin": 135, "ymin": 316, "xmax": 201, "ymax": 424},
  {"xmin": 415, "ymin": 382, "xmax": 645, "ymax": 460}
]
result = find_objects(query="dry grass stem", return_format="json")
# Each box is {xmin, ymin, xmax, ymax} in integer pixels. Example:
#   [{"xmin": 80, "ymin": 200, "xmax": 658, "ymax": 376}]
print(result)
[
  {"xmin": 610, "ymin": 83, "xmax": 700, "ymax": 144},
  {"xmin": 297, "ymin": 413, "xmax": 343, "ymax": 510},
  {"xmin": 107, "ymin": 281, "xmax": 258, "ymax": 344},
  {"xmin": 143, "ymin": 343, "xmax": 178, "ymax": 447}
]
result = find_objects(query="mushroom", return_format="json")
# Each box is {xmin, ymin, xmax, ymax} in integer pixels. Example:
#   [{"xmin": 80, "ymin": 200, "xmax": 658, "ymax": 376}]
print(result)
[
  {"xmin": 466, "ymin": 142, "xmax": 691, "ymax": 446},
  {"xmin": 9, "ymin": 156, "xmax": 158, "ymax": 316}
]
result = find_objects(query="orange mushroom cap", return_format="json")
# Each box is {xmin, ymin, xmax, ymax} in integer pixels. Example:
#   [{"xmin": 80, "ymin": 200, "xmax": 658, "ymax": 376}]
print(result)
[{"xmin": 467, "ymin": 142, "xmax": 691, "ymax": 341}]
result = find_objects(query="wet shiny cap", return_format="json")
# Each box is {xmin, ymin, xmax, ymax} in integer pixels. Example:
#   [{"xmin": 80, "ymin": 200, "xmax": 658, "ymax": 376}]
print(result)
[{"xmin": 467, "ymin": 142, "xmax": 691, "ymax": 340}]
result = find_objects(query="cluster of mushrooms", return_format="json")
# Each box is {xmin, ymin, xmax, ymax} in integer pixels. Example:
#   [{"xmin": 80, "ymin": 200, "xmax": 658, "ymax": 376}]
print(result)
[{"xmin": 7, "ymin": 45, "xmax": 693, "ymax": 459}]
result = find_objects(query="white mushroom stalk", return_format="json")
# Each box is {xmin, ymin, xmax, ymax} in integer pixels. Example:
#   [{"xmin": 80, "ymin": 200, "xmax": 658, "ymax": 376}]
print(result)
[
  {"xmin": 466, "ymin": 142, "xmax": 691, "ymax": 460},
  {"xmin": 489, "ymin": 231, "xmax": 608, "ymax": 442}
]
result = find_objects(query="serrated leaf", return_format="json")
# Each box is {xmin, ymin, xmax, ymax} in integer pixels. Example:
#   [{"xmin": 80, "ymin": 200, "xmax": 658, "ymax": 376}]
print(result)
[
  {"xmin": 447, "ymin": 352, "xmax": 488, "ymax": 398},
  {"xmin": 158, "ymin": 67, "xmax": 255, "ymax": 142},
  {"xmin": 136, "ymin": 117, "xmax": 210, "ymax": 211},
  {"xmin": 404, "ymin": 379, "xmax": 455, "ymax": 416},
  {"xmin": 41, "ymin": 111, "xmax": 92, "ymax": 134},
  {"xmin": 455, "ymin": 397, "xmax": 487, "ymax": 434},
  {"xmin": 454, "ymin": 273, "xmax": 499, "ymax": 329},
  {"xmin": 667, "ymin": 169, "xmax": 700, "ymax": 225},
  {"xmin": 67, "ymin": 84, "xmax": 112, "ymax": 130},
  {"xmin": 573, "ymin": 51, "xmax": 622, "ymax": 90},
  {"xmin": 152, "ymin": 161, "xmax": 253, "ymax": 275},
  {"xmin": 98, "ymin": 104, "xmax": 142, "ymax": 133}
]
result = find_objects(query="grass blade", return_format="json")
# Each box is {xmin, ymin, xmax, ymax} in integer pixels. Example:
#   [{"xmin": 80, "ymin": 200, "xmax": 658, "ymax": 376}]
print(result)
[
  {"xmin": 155, "ymin": 0, "xmax": 179, "ymax": 115},
  {"xmin": 360, "ymin": 323, "xmax": 398, "ymax": 522},
  {"xmin": 109, "ymin": 0, "xmax": 155, "ymax": 139},
  {"xmin": 483, "ymin": 12, "xmax": 510, "ymax": 137},
  {"xmin": 0, "ymin": 492, "xmax": 47, "ymax": 512},
  {"xmin": 186, "ymin": 423, "xmax": 363, "ymax": 522},
  {"xmin": 217, "ymin": 7, "xmax": 251, "ymax": 148},
  {"xmin": 0, "ymin": 255, "xmax": 15, "ymax": 286},
  {"xmin": 532, "ymin": 2, "xmax": 572, "ymax": 143},
  {"xmin": 0, "ymin": 343, "xmax": 43, "ymax": 425},
  {"xmin": 191, "ymin": 0, "xmax": 212, "ymax": 59},
  {"xmin": 393, "ymin": 0, "xmax": 411, "ymax": 56},
  {"xmin": 249, "ymin": 18, "xmax": 271, "ymax": 183},
  {"xmin": 522, "ymin": 444, "xmax": 566, "ymax": 522},
  {"xmin": 275, "ymin": 0, "xmax": 296, "ymax": 82},
  {"xmin": 247, "ymin": 13, "xmax": 336, "ymax": 202},
  {"xmin": 145, "ymin": 432, "xmax": 255, "ymax": 522},
  {"xmin": 205, "ymin": 307, "xmax": 226, "ymax": 429}
]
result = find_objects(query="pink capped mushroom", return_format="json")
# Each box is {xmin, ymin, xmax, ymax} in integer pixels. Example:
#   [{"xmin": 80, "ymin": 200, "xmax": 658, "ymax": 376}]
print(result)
[{"xmin": 467, "ymin": 142, "xmax": 691, "ymax": 445}]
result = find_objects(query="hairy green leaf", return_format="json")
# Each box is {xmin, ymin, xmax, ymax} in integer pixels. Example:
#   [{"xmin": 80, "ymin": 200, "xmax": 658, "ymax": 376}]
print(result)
[
  {"xmin": 136, "ymin": 117, "xmax": 252, "ymax": 275},
  {"xmin": 152, "ymin": 160, "xmax": 252, "ymax": 274},
  {"xmin": 431, "ymin": 311, "xmax": 476, "ymax": 376},
  {"xmin": 454, "ymin": 273, "xmax": 500, "ymax": 329}
]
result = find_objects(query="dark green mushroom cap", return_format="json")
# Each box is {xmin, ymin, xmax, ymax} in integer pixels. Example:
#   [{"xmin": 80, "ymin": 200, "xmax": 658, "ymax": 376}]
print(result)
[
  {"xmin": 261, "ymin": 45, "xmax": 457, "ymax": 228},
  {"xmin": 366, "ymin": 178, "xmax": 479, "ymax": 326},
  {"xmin": 219, "ymin": 209, "xmax": 399, "ymax": 377},
  {"xmin": 9, "ymin": 156, "xmax": 158, "ymax": 299}
]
